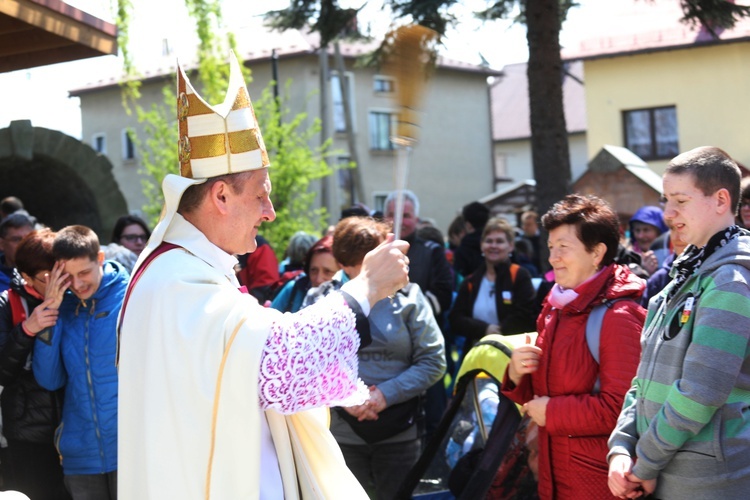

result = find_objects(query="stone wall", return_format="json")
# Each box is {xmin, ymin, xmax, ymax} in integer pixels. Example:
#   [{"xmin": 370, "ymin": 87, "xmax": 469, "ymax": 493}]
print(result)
[{"xmin": 0, "ymin": 120, "xmax": 127, "ymax": 240}]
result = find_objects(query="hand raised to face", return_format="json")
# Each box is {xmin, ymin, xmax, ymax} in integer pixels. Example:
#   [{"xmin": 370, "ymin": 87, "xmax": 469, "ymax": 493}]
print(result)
[{"xmin": 43, "ymin": 261, "xmax": 71, "ymax": 310}]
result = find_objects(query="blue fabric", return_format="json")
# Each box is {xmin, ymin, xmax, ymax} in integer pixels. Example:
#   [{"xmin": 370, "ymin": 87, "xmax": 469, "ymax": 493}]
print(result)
[
  {"xmin": 642, "ymin": 253, "xmax": 676, "ymax": 306},
  {"xmin": 270, "ymin": 274, "xmax": 310, "ymax": 314},
  {"xmin": 33, "ymin": 260, "xmax": 128, "ymax": 475},
  {"xmin": 0, "ymin": 255, "xmax": 12, "ymax": 293},
  {"xmin": 629, "ymin": 206, "xmax": 668, "ymax": 246}
]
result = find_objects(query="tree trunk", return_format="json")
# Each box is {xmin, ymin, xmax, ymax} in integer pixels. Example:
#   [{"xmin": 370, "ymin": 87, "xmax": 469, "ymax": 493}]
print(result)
[
  {"xmin": 333, "ymin": 42, "xmax": 365, "ymax": 204},
  {"xmin": 526, "ymin": 0, "xmax": 571, "ymax": 269},
  {"xmin": 319, "ymin": 47, "xmax": 338, "ymax": 223}
]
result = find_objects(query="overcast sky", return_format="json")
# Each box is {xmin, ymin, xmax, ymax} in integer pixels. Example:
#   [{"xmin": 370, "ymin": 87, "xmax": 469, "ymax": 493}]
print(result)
[{"xmin": 0, "ymin": 0, "xmax": 596, "ymax": 139}]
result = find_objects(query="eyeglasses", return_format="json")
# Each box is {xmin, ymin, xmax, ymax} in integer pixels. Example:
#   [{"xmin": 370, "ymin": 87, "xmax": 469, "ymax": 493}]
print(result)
[
  {"xmin": 741, "ymin": 201, "xmax": 750, "ymax": 209},
  {"xmin": 121, "ymin": 234, "xmax": 148, "ymax": 243},
  {"xmin": 31, "ymin": 273, "xmax": 48, "ymax": 285}
]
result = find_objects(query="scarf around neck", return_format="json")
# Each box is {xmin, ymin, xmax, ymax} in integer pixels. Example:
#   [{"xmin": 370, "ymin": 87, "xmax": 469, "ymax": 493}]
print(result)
[
  {"xmin": 667, "ymin": 224, "xmax": 748, "ymax": 302},
  {"xmin": 548, "ymin": 267, "xmax": 607, "ymax": 309}
]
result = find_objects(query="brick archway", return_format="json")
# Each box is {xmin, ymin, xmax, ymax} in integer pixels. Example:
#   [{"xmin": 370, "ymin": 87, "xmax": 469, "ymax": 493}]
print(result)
[{"xmin": 0, "ymin": 120, "xmax": 127, "ymax": 239}]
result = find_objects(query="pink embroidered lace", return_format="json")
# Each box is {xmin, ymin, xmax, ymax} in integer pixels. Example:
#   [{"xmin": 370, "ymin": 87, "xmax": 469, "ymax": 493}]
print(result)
[{"xmin": 258, "ymin": 293, "xmax": 369, "ymax": 414}]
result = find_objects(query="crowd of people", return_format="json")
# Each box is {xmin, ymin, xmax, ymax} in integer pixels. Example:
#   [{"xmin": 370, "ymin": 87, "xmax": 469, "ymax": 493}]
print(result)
[{"xmin": 0, "ymin": 51, "xmax": 748, "ymax": 500}]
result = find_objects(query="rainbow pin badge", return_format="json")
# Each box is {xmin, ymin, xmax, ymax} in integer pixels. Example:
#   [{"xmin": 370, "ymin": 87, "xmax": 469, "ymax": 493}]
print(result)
[{"xmin": 680, "ymin": 295, "xmax": 695, "ymax": 326}]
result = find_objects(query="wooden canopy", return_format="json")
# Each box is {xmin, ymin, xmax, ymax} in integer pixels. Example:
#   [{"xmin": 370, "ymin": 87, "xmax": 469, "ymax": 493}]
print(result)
[{"xmin": 0, "ymin": 0, "xmax": 117, "ymax": 73}]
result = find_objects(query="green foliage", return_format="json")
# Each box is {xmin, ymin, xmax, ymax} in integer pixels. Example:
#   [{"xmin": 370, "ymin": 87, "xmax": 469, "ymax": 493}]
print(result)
[
  {"xmin": 115, "ymin": 0, "xmax": 328, "ymax": 250},
  {"xmin": 471, "ymin": 1, "xmax": 576, "ymax": 25},
  {"xmin": 184, "ymin": 0, "xmax": 234, "ymax": 101},
  {"xmin": 132, "ymin": 85, "xmax": 179, "ymax": 226},
  {"xmin": 116, "ymin": 0, "xmax": 140, "ymax": 112},
  {"xmin": 266, "ymin": 0, "xmax": 365, "ymax": 47},
  {"xmin": 254, "ymin": 82, "xmax": 333, "ymax": 257},
  {"xmin": 389, "ymin": 0, "xmax": 458, "ymax": 35},
  {"xmin": 677, "ymin": 0, "xmax": 750, "ymax": 38}
]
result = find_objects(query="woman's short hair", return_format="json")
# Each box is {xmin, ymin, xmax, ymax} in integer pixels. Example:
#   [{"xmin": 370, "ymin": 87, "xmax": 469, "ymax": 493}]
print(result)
[
  {"xmin": 15, "ymin": 228, "xmax": 56, "ymax": 277},
  {"xmin": 541, "ymin": 194, "xmax": 620, "ymax": 266},
  {"xmin": 285, "ymin": 231, "xmax": 318, "ymax": 268},
  {"xmin": 303, "ymin": 235, "xmax": 334, "ymax": 275},
  {"xmin": 481, "ymin": 217, "xmax": 516, "ymax": 246},
  {"xmin": 447, "ymin": 214, "xmax": 465, "ymax": 240},
  {"xmin": 416, "ymin": 225, "xmax": 444, "ymax": 247},
  {"xmin": 111, "ymin": 214, "xmax": 152, "ymax": 243},
  {"xmin": 332, "ymin": 217, "xmax": 389, "ymax": 267}
]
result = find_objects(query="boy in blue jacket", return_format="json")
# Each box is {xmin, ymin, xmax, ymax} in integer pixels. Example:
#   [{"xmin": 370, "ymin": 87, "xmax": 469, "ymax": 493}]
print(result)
[{"xmin": 32, "ymin": 225, "xmax": 127, "ymax": 500}]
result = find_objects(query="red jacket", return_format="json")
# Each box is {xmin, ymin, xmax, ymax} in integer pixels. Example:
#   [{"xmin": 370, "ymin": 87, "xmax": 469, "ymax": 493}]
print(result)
[
  {"xmin": 503, "ymin": 263, "xmax": 645, "ymax": 500},
  {"xmin": 236, "ymin": 237, "xmax": 280, "ymax": 303}
]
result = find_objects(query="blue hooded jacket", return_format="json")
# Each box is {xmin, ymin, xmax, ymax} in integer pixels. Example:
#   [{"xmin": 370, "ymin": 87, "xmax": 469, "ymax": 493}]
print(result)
[
  {"xmin": 33, "ymin": 260, "xmax": 128, "ymax": 475},
  {"xmin": 629, "ymin": 206, "xmax": 668, "ymax": 251},
  {"xmin": 0, "ymin": 255, "xmax": 12, "ymax": 293}
]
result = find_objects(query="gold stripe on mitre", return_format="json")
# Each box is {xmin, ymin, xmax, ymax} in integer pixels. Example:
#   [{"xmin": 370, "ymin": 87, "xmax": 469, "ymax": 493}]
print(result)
[
  {"xmin": 232, "ymin": 87, "xmax": 251, "ymax": 111},
  {"xmin": 185, "ymin": 93, "xmax": 214, "ymax": 117},
  {"xmin": 188, "ymin": 130, "xmax": 261, "ymax": 160},
  {"xmin": 188, "ymin": 134, "xmax": 227, "ymax": 160},
  {"xmin": 228, "ymin": 129, "xmax": 260, "ymax": 154},
  {"xmin": 177, "ymin": 64, "xmax": 195, "ymax": 178}
]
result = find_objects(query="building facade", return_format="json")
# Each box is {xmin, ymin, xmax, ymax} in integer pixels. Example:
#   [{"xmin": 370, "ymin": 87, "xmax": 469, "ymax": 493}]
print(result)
[
  {"xmin": 565, "ymin": 0, "xmax": 750, "ymax": 173},
  {"xmin": 489, "ymin": 61, "xmax": 588, "ymax": 186},
  {"xmin": 71, "ymin": 28, "xmax": 498, "ymax": 234}
]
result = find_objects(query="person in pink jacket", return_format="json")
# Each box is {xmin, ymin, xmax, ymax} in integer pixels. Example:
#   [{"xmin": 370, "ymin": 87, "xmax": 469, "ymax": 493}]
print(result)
[{"xmin": 502, "ymin": 194, "xmax": 646, "ymax": 499}]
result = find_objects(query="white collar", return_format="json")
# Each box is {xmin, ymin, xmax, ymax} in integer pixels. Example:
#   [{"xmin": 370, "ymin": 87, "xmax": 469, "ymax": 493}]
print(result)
[{"xmin": 164, "ymin": 213, "xmax": 239, "ymax": 283}]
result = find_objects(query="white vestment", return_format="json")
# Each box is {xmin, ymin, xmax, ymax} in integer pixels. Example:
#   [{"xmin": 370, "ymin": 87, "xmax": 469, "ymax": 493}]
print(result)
[{"xmin": 118, "ymin": 208, "xmax": 369, "ymax": 499}]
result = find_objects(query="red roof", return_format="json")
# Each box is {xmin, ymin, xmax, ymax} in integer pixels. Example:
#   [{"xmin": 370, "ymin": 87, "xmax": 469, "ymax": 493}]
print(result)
[
  {"xmin": 70, "ymin": 26, "xmax": 498, "ymax": 95},
  {"xmin": 563, "ymin": 0, "xmax": 750, "ymax": 61},
  {"xmin": 490, "ymin": 61, "xmax": 586, "ymax": 141}
]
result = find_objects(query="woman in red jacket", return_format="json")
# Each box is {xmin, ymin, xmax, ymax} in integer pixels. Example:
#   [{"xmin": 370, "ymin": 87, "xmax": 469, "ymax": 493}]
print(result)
[{"xmin": 502, "ymin": 194, "xmax": 646, "ymax": 499}]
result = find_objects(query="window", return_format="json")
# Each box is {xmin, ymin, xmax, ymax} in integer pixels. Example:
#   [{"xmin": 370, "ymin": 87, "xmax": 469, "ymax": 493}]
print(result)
[
  {"xmin": 337, "ymin": 156, "xmax": 354, "ymax": 209},
  {"xmin": 330, "ymin": 72, "xmax": 355, "ymax": 133},
  {"xmin": 122, "ymin": 129, "xmax": 135, "ymax": 160},
  {"xmin": 373, "ymin": 76, "xmax": 394, "ymax": 93},
  {"xmin": 494, "ymin": 153, "xmax": 510, "ymax": 189},
  {"xmin": 162, "ymin": 38, "xmax": 172, "ymax": 57},
  {"xmin": 623, "ymin": 106, "xmax": 678, "ymax": 160},
  {"xmin": 368, "ymin": 111, "xmax": 394, "ymax": 150},
  {"xmin": 92, "ymin": 133, "xmax": 106, "ymax": 155},
  {"xmin": 372, "ymin": 192, "xmax": 389, "ymax": 214}
]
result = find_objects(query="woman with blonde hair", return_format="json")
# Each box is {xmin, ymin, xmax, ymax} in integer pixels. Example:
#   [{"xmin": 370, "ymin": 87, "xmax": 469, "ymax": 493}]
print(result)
[{"xmin": 449, "ymin": 217, "xmax": 537, "ymax": 350}]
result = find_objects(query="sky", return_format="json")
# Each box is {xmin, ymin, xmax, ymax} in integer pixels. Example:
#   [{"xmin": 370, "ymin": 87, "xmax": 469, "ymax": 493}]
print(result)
[{"xmin": 0, "ymin": 0, "xmax": 598, "ymax": 139}]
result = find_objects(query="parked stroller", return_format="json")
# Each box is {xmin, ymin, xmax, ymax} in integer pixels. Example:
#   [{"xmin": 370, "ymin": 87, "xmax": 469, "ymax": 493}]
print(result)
[{"xmin": 395, "ymin": 333, "xmax": 538, "ymax": 500}]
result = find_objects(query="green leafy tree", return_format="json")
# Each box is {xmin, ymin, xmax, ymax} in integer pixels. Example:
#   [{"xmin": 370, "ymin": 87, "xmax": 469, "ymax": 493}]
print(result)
[
  {"xmin": 116, "ymin": 0, "xmax": 332, "ymax": 254},
  {"xmin": 253, "ymin": 83, "xmax": 332, "ymax": 254},
  {"xmin": 133, "ymin": 87, "xmax": 178, "ymax": 223}
]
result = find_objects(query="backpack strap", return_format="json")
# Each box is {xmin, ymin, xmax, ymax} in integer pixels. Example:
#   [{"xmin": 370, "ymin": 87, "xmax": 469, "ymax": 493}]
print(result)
[
  {"xmin": 585, "ymin": 298, "xmax": 633, "ymax": 393},
  {"xmin": 7, "ymin": 289, "xmax": 28, "ymax": 326}
]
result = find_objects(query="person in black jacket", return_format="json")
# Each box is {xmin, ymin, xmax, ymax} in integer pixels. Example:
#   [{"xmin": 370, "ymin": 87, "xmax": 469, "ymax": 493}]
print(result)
[
  {"xmin": 453, "ymin": 201, "xmax": 491, "ymax": 279},
  {"xmin": 384, "ymin": 190, "xmax": 453, "ymax": 319},
  {"xmin": 449, "ymin": 218, "xmax": 537, "ymax": 351},
  {"xmin": 0, "ymin": 228, "xmax": 69, "ymax": 499}
]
